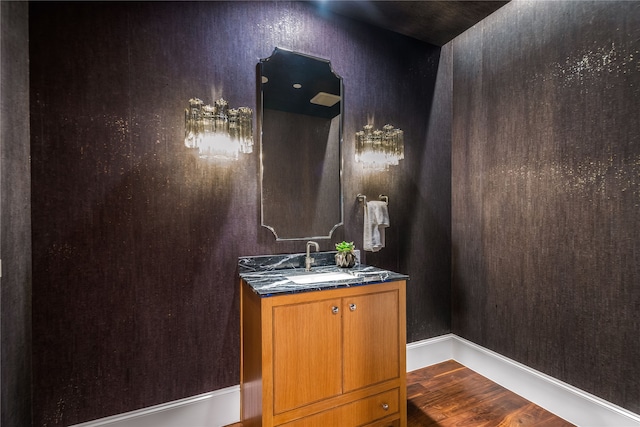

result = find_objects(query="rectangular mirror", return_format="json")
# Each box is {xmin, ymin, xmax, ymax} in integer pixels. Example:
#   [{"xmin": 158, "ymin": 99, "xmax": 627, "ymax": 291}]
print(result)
[{"xmin": 259, "ymin": 47, "xmax": 343, "ymax": 241}]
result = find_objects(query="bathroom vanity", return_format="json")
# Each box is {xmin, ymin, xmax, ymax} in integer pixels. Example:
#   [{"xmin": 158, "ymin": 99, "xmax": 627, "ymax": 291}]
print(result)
[{"xmin": 239, "ymin": 253, "xmax": 408, "ymax": 427}]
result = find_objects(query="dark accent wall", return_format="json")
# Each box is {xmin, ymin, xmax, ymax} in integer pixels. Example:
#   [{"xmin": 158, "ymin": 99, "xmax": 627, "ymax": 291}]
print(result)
[
  {"xmin": 29, "ymin": 2, "xmax": 448, "ymax": 424},
  {"xmin": 451, "ymin": 0, "xmax": 640, "ymax": 413},
  {"xmin": 1, "ymin": 2, "xmax": 32, "ymax": 426}
]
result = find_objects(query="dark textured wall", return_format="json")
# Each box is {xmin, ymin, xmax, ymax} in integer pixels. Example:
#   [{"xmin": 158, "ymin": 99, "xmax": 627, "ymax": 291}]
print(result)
[
  {"xmin": 451, "ymin": 0, "xmax": 640, "ymax": 413},
  {"xmin": 1, "ymin": 2, "xmax": 32, "ymax": 426},
  {"xmin": 29, "ymin": 2, "xmax": 447, "ymax": 424}
]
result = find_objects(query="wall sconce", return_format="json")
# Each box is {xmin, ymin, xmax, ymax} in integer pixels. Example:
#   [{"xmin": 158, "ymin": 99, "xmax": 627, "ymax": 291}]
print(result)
[
  {"xmin": 355, "ymin": 124, "xmax": 404, "ymax": 170},
  {"xmin": 184, "ymin": 98, "xmax": 253, "ymax": 161}
]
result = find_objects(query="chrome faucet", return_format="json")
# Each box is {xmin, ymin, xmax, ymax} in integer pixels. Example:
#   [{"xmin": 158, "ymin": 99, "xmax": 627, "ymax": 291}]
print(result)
[{"xmin": 305, "ymin": 241, "xmax": 320, "ymax": 271}]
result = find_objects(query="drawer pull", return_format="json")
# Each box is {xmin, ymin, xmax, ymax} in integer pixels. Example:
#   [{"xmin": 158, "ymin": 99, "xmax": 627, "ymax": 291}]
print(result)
[
  {"xmin": 349, "ymin": 303, "xmax": 357, "ymax": 311},
  {"xmin": 381, "ymin": 403, "xmax": 389, "ymax": 411},
  {"xmin": 331, "ymin": 306, "xmax": 339, "ymax": 314}
]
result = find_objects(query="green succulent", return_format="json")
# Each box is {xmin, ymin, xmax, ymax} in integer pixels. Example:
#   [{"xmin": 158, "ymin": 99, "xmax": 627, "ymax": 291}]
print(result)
[{"xmin": 335, "ymin": 241, "xmax": 355, "ymax": 253}]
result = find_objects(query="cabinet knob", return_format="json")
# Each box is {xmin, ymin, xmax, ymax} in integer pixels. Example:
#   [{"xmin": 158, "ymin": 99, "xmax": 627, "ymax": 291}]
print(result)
[
  {"xmin": 331, "ymin": 306, "xmax": 339, "ymax": 314},
  {"xmin": 349, "ymin": 303, "xmax": 357, "ymax": 311},
  {"xmin": 381, "ymin": 403, "xmax": 389, "ymax": 411}
]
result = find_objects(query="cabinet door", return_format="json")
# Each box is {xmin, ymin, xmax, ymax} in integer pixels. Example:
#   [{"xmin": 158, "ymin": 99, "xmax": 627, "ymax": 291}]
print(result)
[
  {"xmin": 272, "ymin": 298, "xmax": 343, "ymax": 413},
  {"xmin": 343, "ymin": 290, "xmax": 400, "ymax": 392}
]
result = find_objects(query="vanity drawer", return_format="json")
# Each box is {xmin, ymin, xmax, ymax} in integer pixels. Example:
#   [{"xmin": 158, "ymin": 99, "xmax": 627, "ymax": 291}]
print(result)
[
  {"xmin": 279, "ymin": 388, "xmax": 399, "ymax": 427},
  {"xmin": 363, "ymin": 417, "xmax": 400, "ymax": 427}
]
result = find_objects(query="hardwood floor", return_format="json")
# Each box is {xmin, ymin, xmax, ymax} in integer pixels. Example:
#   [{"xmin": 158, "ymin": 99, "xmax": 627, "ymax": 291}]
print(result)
[
  {"xmin": 406, "ymin": 360, "xmax": 573, "ymax": 426},
  {"xmin": 227, "ymin": 360, "xmax": 574, "ymax": 426}
]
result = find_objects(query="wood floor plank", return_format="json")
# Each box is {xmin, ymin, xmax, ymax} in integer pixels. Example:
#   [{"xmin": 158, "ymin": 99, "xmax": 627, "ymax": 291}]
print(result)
[
  {"xmin": 410, "ymin": 362, "xmax": 574, "ymax": 427},
  {"xmin": 227, "ymin": 360, "xmax": 574, "ymax": 426}
]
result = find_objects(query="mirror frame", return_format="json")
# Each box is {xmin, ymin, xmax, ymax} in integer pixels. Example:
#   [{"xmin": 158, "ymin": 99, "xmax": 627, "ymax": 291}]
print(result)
[{"xmin": 258, "ymin": 47, "xmax": 344, "ymax": 241}]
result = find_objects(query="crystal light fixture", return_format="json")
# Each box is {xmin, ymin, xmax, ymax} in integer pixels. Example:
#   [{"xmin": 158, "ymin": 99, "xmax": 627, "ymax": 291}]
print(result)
[
  {"xmin": 355, "ymin": 123, "xmax": 404, "ymax": 170},
  {"xmin": 184, "ymin": 98, "xmax": 253, "ymax": 161}
]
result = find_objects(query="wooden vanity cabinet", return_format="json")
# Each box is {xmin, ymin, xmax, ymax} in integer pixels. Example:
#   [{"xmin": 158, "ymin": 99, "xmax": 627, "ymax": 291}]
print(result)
[{"xmin": 240, "ymin": 280, "xmax": 406, "ymax": 427}]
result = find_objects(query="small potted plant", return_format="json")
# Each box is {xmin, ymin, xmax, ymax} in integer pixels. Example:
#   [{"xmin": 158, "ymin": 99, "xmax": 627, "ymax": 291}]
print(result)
[{"xmin": 335, "ymin": 241, "xmax": 356, "ymax": 268}]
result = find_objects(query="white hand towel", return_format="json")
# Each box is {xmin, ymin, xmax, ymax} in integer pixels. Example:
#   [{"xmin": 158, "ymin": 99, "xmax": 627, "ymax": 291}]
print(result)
[{"xmin": 363, "ymin": 201, "xmax": 390, "ymax": 252}]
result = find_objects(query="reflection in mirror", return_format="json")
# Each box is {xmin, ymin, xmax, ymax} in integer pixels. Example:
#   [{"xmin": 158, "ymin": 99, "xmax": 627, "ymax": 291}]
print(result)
[{"xmin": 259, "ymin": 48, "xmax": 343, "ymax": 240}]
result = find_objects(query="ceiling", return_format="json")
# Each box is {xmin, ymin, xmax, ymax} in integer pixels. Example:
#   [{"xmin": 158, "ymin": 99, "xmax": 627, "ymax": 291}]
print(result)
[{"xmin": 317, "ymin": 1, "xmax": 510, "ymax": 46}]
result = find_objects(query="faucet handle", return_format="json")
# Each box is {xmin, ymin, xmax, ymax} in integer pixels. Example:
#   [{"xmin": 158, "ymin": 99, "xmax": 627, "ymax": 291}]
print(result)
[{"xmin": 305, "ymin": 255, "xmax": 315, "ymax": 271}]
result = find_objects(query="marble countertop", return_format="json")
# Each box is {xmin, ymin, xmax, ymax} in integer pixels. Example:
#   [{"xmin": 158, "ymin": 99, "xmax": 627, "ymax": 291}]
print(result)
[{"xmin": 239, "ymin": 251, "xmax": 409, "ymax": 297}]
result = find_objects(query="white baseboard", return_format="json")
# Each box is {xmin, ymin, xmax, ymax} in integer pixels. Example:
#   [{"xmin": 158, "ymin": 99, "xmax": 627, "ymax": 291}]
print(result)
[
  {"xmin": 72, "ymin": 385, "xmax": 240, "ymax": 427},
  {"xmin": 406, "ymin": 333, "xmax": 453, "ymax": 371},
  {"xmin": 448, "ymin": 335, "xmax": 640, "ymax": 427},
  {"xmin": 73, "ymin": 334, "xmax": 640, "ymax": 427}
]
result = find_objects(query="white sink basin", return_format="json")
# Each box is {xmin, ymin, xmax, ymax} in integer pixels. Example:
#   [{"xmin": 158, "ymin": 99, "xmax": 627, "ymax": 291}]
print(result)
[{"xmin": 285, "ymin": 271, "xmax": 355, "ymax": 284}]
